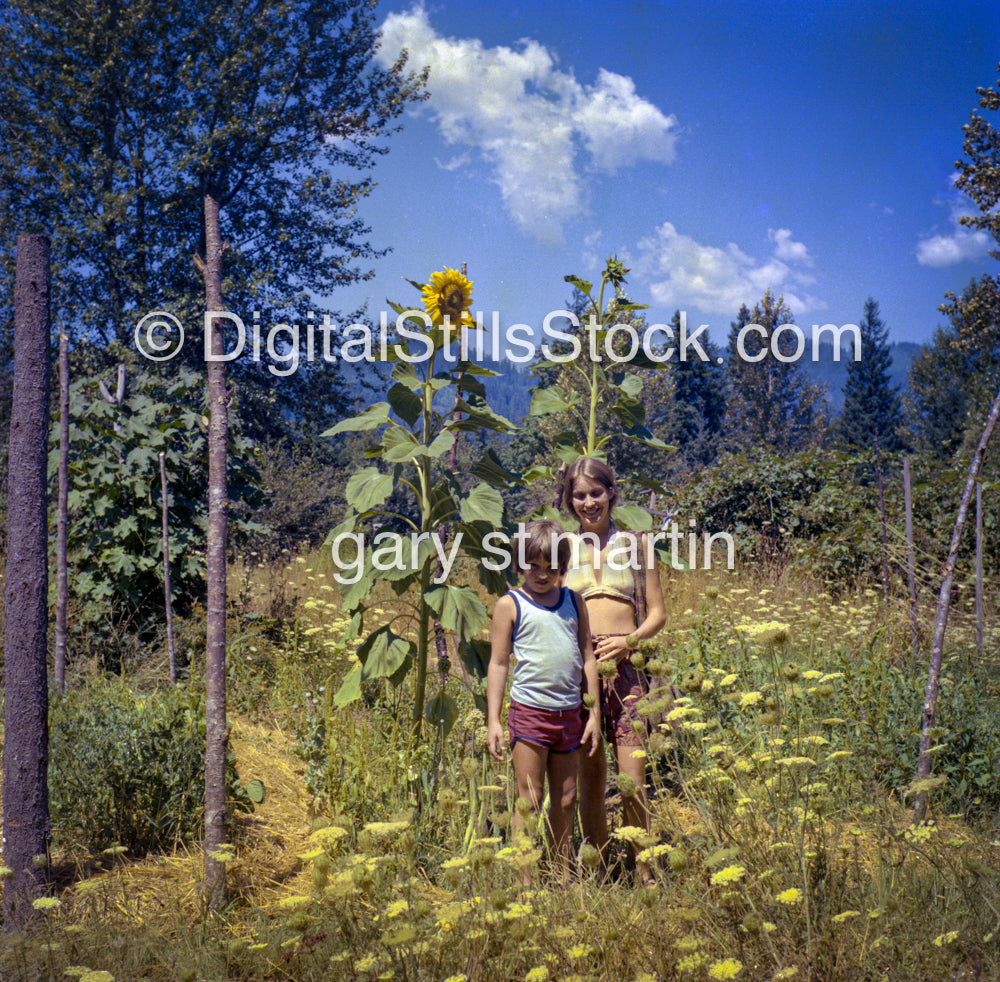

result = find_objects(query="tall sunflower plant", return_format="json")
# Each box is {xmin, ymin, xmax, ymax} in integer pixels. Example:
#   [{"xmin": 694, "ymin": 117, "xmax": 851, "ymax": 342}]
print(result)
[
  {"xmin": 322, "ymin": 268, "xmax": 520, "ymax": 744},
  {"xmin": 526, "ymin": 256, "xmax": 672, "ymax": 531}
]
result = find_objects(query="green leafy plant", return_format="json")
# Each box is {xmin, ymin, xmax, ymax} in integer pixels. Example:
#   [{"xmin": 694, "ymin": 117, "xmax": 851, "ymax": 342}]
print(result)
[
  {"xmin": 48, "ymin": 679, "xmax": 253, "ymax": 854},
  {"xmin": 526, "ymin": 257, "xmax": 670, "ymax": 488},
  {"xmin": 50, "ymin": 351, "xmax": 265, "ymax": 664},
  {"xmin": 323, "ymin": 269, "xmax": 518, "ymax": 741}
]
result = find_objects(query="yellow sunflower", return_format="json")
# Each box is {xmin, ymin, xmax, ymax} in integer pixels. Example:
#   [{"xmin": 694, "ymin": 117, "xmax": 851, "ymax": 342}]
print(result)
[{"xmin": 422, "ymin": 268, "xmax": 474, "ymax": 325}]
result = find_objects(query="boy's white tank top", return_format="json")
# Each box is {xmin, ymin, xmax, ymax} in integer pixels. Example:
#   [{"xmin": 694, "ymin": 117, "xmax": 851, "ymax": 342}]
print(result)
[{"xmin": 509, "ymin": 587, "xmax": 583, "ymax": 711}]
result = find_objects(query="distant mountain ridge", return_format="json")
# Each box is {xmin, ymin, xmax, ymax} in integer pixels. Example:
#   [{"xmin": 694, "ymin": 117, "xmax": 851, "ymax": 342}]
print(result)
[
  {"xmin": 803, "ymin": 340, "xmax": 919, "ymax": 412},
  {"xmin": 408, "ymin": 340, "xmax": 923, "ymax": 427}
]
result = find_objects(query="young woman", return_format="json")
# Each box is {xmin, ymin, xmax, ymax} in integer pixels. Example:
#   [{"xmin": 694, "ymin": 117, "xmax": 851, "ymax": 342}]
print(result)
[{"xmin": 561, "ymin": 457, "xmax": 666, "ymax": 883}]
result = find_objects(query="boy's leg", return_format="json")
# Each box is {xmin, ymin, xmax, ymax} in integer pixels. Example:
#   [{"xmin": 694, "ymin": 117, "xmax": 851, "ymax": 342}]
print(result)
[
  {"xmin": 546, "ymin": 748, "xmax": 581, "ymax": 876},
  {"xmin": 512, "ymin": 740, "xmax": 548, "ymax": 885},
  {"xmin": 511, "ymin": 740, "xmax": 548, "ymax": 823}
]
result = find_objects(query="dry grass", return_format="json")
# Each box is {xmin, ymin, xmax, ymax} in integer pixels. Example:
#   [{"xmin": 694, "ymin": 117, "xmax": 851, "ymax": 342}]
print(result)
[{"xmin": 52, "ymin": 716, "xmax": 316, "ymax": 938}]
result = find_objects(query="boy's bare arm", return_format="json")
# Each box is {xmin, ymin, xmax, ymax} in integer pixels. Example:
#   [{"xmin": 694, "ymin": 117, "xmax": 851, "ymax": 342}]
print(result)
[{"xmin": 487, "ymin": 594, "xmax": 516, "ymax": 760}]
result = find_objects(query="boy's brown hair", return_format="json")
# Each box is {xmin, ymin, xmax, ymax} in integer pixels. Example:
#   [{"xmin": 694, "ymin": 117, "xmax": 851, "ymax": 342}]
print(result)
[{"xmin": 517, "ymin": 519, "xmax": 572, "ymax": 573}]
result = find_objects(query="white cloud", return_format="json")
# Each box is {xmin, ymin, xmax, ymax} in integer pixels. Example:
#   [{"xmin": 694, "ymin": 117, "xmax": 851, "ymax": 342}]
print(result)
[
  {"xmin": 377, "ymin": 7, "xmax": 677, "ymax": 243},
  {"xmin": 633, "ymin": 223, "xmax": 823, "ymax": 315},
  {"xmin": 434, "ymin": 152, "xmax": 471, "ymax": 172},
  {"xmin": 916, "ymin": 185, "xmax": 992, "ymax": 267},
  {"xmin": 768, "ymin": 228, "xmax": 813, "ymax": 266},
  {"xmin": 581, "ymin": 229, "xmax": 603, "ymax": 271}
]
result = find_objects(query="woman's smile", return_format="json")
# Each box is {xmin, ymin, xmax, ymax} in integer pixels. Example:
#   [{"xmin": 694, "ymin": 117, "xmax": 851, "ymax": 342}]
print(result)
[{"xmin": 571, "ymin": 475, "xmax": 612, "ymax": 531}]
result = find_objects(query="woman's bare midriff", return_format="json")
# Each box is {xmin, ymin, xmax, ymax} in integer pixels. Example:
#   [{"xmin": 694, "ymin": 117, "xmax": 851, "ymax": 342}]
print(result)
[{"xmin": 583, "ymin": 594, "xmax": 636, "ymax": 635}]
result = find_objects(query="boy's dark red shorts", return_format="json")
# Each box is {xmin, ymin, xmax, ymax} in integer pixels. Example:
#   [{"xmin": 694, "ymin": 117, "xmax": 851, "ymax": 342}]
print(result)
[{"xmin": 508, "ymin": 699, "xmax": 584, "ymax": 753}]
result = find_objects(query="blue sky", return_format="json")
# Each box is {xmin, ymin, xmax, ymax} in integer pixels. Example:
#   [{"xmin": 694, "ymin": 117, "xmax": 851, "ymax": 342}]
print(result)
[{"xmin": 337, "ymin": 0, "xmax": 1000, "ymax": 351}]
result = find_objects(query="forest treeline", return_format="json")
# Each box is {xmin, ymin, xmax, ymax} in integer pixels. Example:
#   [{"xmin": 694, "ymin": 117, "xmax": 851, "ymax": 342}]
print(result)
[{"xmin": 0, "ymin": 1, "xmax": 998, "ymax": 672}]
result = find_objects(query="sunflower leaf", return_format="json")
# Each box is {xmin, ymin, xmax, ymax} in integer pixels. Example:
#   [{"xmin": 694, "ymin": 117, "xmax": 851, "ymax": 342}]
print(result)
[{"xmin": 322, "ymin": 402, "xmax": 390, "ymax": 436}]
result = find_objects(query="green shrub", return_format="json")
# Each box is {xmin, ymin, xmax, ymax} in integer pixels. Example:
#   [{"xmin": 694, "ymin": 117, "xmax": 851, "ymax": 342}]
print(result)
[
  {"xmin": 49, "ymin": 679, "xmax": 252, "ymax": 854},
  {"xmin": 834, "ymin": 649, "xmax": 1000, "ymax": 818}
]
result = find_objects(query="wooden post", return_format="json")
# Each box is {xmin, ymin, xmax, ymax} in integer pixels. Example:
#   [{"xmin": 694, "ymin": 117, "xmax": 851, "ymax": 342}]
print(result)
[
  {"xmin": 903, "ymin": 457, "xmax": 919, "ymax": 668},
  {"xmin": 3, "ymin": 234, "xmax": 52, "ymax": 928},
  {"xmin": 975, "ymin": 481, "xmax": 983, "ymax": 659},
  {"xmin": 874, "ymin": 429, "xmax": 891, "ymax": 600},
  {"xmin": 200, "ymin": 191, "xmax": 229, "ymax": 908},
  {"xmin": 160, "ymin": 451, "xmax": 178, "ymax": 683},
  {"xmin": 55, "ymin": 330, "xmax": 69, "ymax": 692}
]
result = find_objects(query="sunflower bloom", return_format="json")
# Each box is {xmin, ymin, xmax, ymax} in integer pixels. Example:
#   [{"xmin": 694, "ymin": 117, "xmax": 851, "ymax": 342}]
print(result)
[{"xmin": 422, "ymin": 268, "xmax": 474, "ymax": 325}]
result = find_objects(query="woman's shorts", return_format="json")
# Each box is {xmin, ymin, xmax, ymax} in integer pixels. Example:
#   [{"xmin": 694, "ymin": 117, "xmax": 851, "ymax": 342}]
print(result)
[
  {"xmin": 592, "ymin": 634, "xmax": 650, "ymax": 748},
  {"xmin": 508, "ymin": 699, "xmax": 585, "ymax": 754}
]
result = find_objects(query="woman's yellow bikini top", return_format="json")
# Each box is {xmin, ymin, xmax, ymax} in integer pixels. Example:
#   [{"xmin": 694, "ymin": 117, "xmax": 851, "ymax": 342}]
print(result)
[{"xmin": 563, "ymin": 528, "xmax": 638, "ymax": 607}]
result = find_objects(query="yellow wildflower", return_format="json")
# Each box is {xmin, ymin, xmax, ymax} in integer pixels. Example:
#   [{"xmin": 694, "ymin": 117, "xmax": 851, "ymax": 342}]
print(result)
[
  {"xmin": 708, "ymin": 958, "xmax": 743, "ymax": 979},
  {"xmin": 710, "ymin": 865, "xmax": 746, "ymax": 886},
  {"xmin": 775, "ymin": 888, "xmax": 803, "ymax": 905}
]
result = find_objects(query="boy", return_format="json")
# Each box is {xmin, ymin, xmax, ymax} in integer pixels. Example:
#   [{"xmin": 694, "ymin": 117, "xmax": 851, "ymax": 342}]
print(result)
[{"xmin": 487, "ymin": 519, "xmax": 601, "ymax": 877}]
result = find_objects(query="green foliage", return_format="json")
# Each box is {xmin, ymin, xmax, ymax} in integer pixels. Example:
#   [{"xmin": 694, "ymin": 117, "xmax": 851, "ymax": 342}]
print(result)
[
  {"xmin": 953, "ymin": 62, "xmax": 1000, "ymax": 255},
  {"xmin": 833, "ymin": 649, "xmax": 1000, "ymax": 817},
  {"xmin": 322, "ymin": 272, "xmax": 518, "ymax": 737},
  {"xmin": 673, "ymin": 448, "xmax": 998, "ymax": 588},
  {"xmin": 905, "ymin": 327, "xmax": 969, "ymax": 460},
  {"xmin": 527, "ymin": 257, "xmax": 670, "ymax": 473},
  {"xmin": 909, "ymin": 276, "xmax": 1000, "ymax": 462},
  {"xmin": 295, "ymin": 693, "xmax": 434, "ymax": 825},
  {"xmin": 839, "ymin": 297, "xmax": 905, "ymax": 451},
  {"xmin": 725, "ymin": 290, "xmax": 828, "ymax": 453},
  {"xmin": 48, "ymin": 679, "xmax": 252, "ymax": 854},
  {"xmin": 665, "ymin": 308, "xmax": 728, "ymax": 470},
  {"xmin": 50, "ymin": 354, "xmax": 264, "ymax": 662},
  {"xmin": 0, "ymin": 0, "xmax": 427, "ymax": 349}
]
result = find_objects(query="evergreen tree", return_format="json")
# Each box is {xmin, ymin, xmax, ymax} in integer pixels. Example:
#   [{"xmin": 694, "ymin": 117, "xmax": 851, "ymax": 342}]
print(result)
[
  {"xmin": 906, "ymin": 275, "xmax": 1000, "ymax": 459},
  {"xmin": 905, "ymin": 331, "xmax": 967, "ymax": 460},
  {"xmin": 665, "ymin": 308, "xmax": 726, "ymax": 468},
  {"xmin": 724, "ymin": 290, "xmax": 827, "ymax": 453},
  {"xmin": 839, "ymin": 297, "xmax": 904, "ymax": 450}
]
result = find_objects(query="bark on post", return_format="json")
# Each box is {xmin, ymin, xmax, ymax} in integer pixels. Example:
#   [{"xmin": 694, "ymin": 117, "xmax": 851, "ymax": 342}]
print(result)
[
  {"xmin": 914, "ymin": 382, "xmax": 1000, "ymax": 823},
  {"xmin": 903, "ymin": 457, "xmax": 919, "ymax": 668},
  {"xmin": 55, "ymin": 330, "xmax": 69, "ymax": 692},
  {"xmin": 160, "ymin": 451, "xmax": 177, "ymax": 684},
  {"xmin": 200, "ymin": 192, "xmax": 229, "ymax": 908},
  {"xmin": 975, "ymin": 481, "xmax": 983, "ymax": 658},
  {"xmin": 874, "ymin": 429, "xmax": 891, "ymax": 600},
  {"xmin": 3, "ymin": 234, "xmax": 52, "ymax": 928}
]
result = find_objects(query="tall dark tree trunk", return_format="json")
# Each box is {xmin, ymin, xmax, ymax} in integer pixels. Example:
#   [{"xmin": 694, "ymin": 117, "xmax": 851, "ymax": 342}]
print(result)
[
  {"xmin": 200, "ymin": 193, "xmax": 229, "ymax": 907},
  {"xmin": 3, "ymin": 234, "xmax": 52, "ymax": 928}
]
